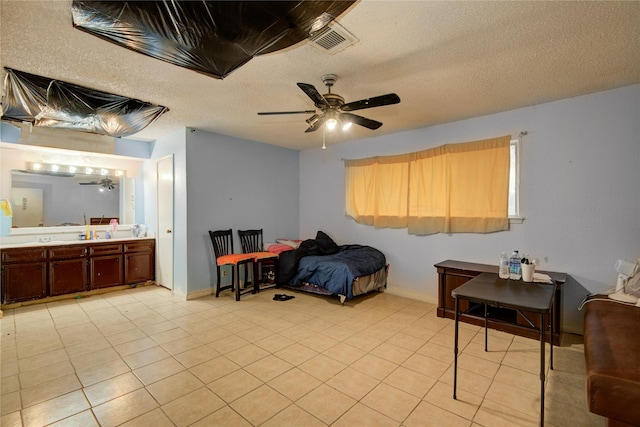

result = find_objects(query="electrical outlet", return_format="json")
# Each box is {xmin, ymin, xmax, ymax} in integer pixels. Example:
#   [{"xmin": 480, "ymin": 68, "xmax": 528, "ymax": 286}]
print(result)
[{"xmin": 221, "ymin": 269, "xmax": 228, "ymax": 278}]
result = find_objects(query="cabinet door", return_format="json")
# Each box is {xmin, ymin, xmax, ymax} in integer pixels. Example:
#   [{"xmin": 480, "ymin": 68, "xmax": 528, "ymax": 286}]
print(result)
[
  {"xmin": 50, "ymin": 258, "xmax": 88, "ymax": 296},
  {"xmin": 2, "ymin": 262, "xmax": 47, "ymax": 303},
  {"xmin": 90, "ymin": 255, "xmax": 123, "ymax": 289},
  {"xmin": 125, "ymin": 252, "xmax": 154, "ymax": 285}
]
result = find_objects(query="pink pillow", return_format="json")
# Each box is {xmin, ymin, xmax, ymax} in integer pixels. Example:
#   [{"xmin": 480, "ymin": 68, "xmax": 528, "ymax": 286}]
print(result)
[
  {"xmin": 266, "ymin": 243, "xmax": 295, "ymax": 254},
  {"xmin": 276, "ymin": 238, "xmax": 302, "ymax": 249}
]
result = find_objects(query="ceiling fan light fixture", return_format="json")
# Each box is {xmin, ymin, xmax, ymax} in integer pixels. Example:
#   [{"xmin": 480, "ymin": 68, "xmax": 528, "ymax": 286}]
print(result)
[
  {"xmin": 326, "ymin": 117, "xmax": 337, "ymax": 131},
  {"xmin": 341, "ymin": 120, "xmax": 352, "ymax": 131}
]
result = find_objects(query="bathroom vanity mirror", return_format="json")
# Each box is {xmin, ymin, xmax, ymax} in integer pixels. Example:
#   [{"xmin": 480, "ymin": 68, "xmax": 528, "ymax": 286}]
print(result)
[{"xmin": 10, "ymin": 170, "xmax": 134, "ymax": 228}]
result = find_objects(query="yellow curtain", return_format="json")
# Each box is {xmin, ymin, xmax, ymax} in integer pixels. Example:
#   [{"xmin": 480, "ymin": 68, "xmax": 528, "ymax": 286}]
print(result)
[
  {"xmin": 408, "ymin": 136, "xmax": 511, "ymax": 235},
  {"xmin": 345, "ymin": 135, "xmax": 511, "ymax": 235},
  {"xmin": 345, "ymin": 154, "xmax": 409, "ymax": 228}
]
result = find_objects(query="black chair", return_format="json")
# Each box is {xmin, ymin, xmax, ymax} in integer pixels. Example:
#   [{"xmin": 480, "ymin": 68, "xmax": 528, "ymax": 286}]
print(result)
[
  {"xmin": 238, "ymin": 229, "xmax": 278, "ymax": 291},
  {"xmin": 208, "ymin": 229, "xmax": 255, "ymax": 301}
]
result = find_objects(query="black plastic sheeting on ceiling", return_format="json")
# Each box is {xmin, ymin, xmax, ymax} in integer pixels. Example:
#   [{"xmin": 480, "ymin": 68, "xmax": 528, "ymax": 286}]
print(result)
[
  {"xmin": 71, "ymin": 1, "xmax": 356, "ymax": 79},
  {"xmin": 1, "ymin": 68, "xmax": 168, "ymax": 138}
]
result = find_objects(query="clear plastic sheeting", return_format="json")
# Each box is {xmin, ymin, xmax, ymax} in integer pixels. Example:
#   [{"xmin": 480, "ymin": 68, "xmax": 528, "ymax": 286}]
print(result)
[
  {"xmin": 71, "ymin": 1, "xmax": 355, "ymax": 79},
  {"xmin": 1, "ymin": 68, "xmax": 168, "ymax": 138}
]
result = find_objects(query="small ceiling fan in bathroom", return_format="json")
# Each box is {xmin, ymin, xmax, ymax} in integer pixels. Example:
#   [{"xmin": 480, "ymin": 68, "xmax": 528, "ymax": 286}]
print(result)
[{"xmin": 79, "ymin": 177, "xmax": 117, "ymax": 191}]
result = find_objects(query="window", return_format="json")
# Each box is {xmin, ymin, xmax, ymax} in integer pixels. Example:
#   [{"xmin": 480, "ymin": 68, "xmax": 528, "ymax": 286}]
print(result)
[
  {"xmin": 345, "ymin": 136, "xmax": 512, "ymax": 235},
  {"xmin": 508, "ymin": 139, "xmax": 520, "ymax": 218}
]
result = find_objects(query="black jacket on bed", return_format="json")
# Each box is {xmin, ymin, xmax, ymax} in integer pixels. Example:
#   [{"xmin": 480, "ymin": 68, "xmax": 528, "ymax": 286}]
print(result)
[{"xmin": 276, "ymin": 231, "xmax": 339, "ymax": 285}]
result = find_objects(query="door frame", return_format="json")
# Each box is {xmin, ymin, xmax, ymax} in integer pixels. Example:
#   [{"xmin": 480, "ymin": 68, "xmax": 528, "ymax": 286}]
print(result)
[{"xmin": 156, "ymin": 155, "xmax": 174, "ymax": 292}]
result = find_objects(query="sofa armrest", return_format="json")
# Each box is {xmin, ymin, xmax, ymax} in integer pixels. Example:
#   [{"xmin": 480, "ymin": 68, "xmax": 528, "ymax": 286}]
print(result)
[{"xmin": 584, "ymin": 299, "xmax": 640, "ymax": 426}]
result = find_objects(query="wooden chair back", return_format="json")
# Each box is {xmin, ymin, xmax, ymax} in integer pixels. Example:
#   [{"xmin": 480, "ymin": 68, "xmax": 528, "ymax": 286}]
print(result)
[{"xmin": 238, "ymin": 229, "xmax": 263, "ymax": 253}]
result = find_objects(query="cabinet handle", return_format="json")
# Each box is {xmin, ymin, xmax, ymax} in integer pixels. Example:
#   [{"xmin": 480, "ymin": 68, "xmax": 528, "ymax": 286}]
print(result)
[{"xmin": 167, "ymin": 230, "xmax": 172, "ymax": 234}]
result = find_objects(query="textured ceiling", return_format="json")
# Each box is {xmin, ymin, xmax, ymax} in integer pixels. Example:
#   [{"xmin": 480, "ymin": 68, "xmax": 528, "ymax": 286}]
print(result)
[{"xmin": 1, "ymin": 1, "xmax": 639, "ymax": 151}]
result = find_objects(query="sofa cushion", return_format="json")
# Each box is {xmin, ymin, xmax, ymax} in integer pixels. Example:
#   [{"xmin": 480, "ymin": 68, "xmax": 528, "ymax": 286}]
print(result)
[{"xmin": 584, "ymin": 299, "xmax": 640, "ymax": 426}]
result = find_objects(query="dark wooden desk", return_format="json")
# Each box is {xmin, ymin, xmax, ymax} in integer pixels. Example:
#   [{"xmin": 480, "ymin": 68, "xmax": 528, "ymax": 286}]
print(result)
[
  {"xmin": 435, "ymin": 260, "xmax": 566, "ymax": 345},
  {"xmin": 452, "ymin": 272, "xmax": 556, "ymax": 427}
]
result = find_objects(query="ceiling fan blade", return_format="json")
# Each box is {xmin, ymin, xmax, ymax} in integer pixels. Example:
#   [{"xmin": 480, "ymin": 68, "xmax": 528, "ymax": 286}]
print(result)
[
  {"xmin": 340, "ymin": 93, "xmax": 401, "ymax": 112},
  {"xmin": 341, "ymin": 113, "xmax": 383, "ymax": 130},
  {"xmin": 258, "ymin": 110, "xmax": 316, "ymax": 115},
  {"xmin": 304, "ymin": 115, "xmax": 327, "ymax": 133},
  {"xmin": 297, "ymin": 83, "xmax": 329, "ymax": 108}
]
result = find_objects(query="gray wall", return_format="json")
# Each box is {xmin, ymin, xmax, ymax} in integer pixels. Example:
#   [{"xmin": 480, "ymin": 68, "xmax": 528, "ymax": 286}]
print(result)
[
  {"xmin": 146, "ymin": 128, "xmax": 299, "ymax": 299},
  {"xmin": 299, "ymin": 84, "xmax": 640, "ymax": 334},
  {"xmin": 185, "ymin": 129, "xmax": 300, "ymax": 295}
]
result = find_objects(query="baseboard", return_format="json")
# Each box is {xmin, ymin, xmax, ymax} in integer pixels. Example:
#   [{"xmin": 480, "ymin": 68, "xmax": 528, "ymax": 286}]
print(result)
[
  {"xmin": 384, "ymin": 285, "xmax": 438, "ymax": 305},
  {"xmin": 186, "ymin": 288, "xmax": 213, "ymax": 300}
]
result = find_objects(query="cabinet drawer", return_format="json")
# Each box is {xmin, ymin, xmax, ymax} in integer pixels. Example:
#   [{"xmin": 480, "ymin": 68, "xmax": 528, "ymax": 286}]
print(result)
[
  {"xmin": 124, "ymin": 241, "xmax": 154, "ymax": 253},
  {"xmin": 49, "ymin": 246, "xmax": 87, "ymax": 259},
  {"xmin": 89, "ymin": 244, "xmax": 122, "ymax": 256},
  {"xmin": 1, "ymin": 247, "xmax": 47, "ymax": 263}
]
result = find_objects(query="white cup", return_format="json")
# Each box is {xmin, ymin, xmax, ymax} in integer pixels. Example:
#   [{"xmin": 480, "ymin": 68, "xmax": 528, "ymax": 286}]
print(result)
[{"xmin": 522, "ymin": 264, "xmax": 535, "ymax": 282}]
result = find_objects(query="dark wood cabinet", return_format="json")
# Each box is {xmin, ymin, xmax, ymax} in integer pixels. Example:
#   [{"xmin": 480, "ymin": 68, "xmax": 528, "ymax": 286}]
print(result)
[
  {"xmin": 1, "ymin": 239, "xmax": 155, "ymax": 304},
  {"xmin": 435, "ymin": 260, "xmax": 566, "ymax": 345},
  {"xmin": 124, "ymin": 241, "xmax": 155, "ymax": 285},
  {"xmin": 89, "ymin": 243, "xmax": 123, "ymax": 290},
  {"xmin": 49, "ymin": 246, "xmax": 88, "ymax": 296},
  {"xmin": 1, "ymin": 247, "xmax": 47, "ymax": 303},
  {"xmin": 89, "ymin": 255, "xmax": 123, "ymax": 289}
]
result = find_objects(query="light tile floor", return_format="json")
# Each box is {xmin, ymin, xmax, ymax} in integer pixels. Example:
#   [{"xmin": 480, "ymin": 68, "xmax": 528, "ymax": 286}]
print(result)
[{"xmin": 1, "ymin": 285, "xmax": 603, "ymax": 426}]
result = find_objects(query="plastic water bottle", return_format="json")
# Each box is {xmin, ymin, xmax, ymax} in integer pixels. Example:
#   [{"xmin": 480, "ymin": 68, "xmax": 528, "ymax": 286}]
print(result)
[
  {"xmin": 499, "ymin": 252, "xmax": 510, "ymax": 279},
  {"xmin": 509, "ymin": 250, "xmax": 522, "ymax": 280}
]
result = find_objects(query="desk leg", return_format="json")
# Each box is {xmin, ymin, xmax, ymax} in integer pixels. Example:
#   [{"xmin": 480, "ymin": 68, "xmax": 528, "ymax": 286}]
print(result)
[
  {"xmin": 539, "ymin": 312, "xmax": 546, "ymax": 427},
  {"xmin": 550, "ymin": 301, "xmax": 554, "ymax": 370},
  {"xmin": 453, "ymin": 297, "xmax": 459, "ymax": 400},
  {"xmin": 484, "ymin": 303, "xmax": 488, "ymax": 351}
]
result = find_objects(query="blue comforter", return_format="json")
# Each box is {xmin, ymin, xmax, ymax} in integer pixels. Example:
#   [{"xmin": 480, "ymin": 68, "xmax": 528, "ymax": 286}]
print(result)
[{"xmin": 288, "ymin": 244, "xmax": 386, "ymax": 299}]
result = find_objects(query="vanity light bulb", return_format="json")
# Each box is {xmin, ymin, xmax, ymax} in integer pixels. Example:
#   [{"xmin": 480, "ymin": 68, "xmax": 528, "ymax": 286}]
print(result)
[
  {"xmin": 68, "ymin": 166, "xmax": 77, "ymax": 173},
  {"xmin": 85, "ymin": 167, "xmax": 93, "ymax": 174},
  {"xmin": 51, "ymin": 164, "xmax": 59, "ymax": 172},
  {"xmin": 33, "ymin": 163, "xmax": 42, "ymax": 170},
  {"xmin": 115, "ymin": 170, "xmax": 124, "ymax": 177},
  {"xmin": 100, "ymin": 168, "xmax": 108, "ymax": 176}
]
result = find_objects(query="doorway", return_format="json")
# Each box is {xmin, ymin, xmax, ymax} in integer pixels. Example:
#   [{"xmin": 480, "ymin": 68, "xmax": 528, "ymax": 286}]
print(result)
[
  {"xmin": 156, "ymin": 155, "xmax": 174, "ymax": 291},
  {"xmin": 11, "ymin": 187, "xmax": 44, "ymax": 227}
]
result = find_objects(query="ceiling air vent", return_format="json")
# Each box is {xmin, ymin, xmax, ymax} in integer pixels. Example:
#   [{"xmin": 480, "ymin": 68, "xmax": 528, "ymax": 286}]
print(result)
[{"xmin": 308, "ymin": 22, "xmax": 358, "ymax": 54}]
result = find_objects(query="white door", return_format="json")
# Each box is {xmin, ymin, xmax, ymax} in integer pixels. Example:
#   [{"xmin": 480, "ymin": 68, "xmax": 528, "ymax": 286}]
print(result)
[
  {"xmin": 156, "ymin": 155, "xmax": 174, "ymax": 291},
  {"xmin": 12, "ymin": 187, "xmax": 44, "ymax": 227}
]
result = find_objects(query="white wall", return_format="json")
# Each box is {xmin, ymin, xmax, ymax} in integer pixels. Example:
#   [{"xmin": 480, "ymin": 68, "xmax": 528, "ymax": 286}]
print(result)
[{"xmin": 299, "ymin": 84, "xmax": 640, "ymax": 334}]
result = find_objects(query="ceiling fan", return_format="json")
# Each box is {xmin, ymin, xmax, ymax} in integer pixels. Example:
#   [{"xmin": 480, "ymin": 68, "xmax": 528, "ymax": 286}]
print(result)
[
  {"xmin": 258, "ymin": 74, "xmax": 400, "ymax": 133},
  {"xmin": 79, "ymin": 177, "xmax": 117, "ymax": 191}
]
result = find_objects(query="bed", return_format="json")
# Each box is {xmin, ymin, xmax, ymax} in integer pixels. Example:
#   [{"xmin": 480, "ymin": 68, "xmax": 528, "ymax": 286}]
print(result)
[{"xmin": 272, "ymin": 231, "xmax": 388, "ymax": 304}]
